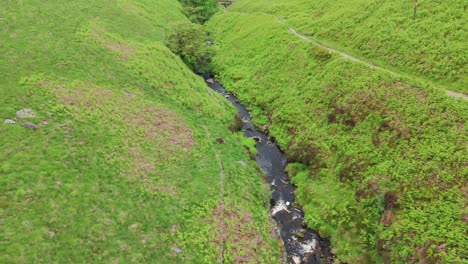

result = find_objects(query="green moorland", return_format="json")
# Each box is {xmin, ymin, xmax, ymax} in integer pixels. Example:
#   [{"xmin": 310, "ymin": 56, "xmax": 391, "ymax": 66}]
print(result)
[
  {"xmin": 0, "ymin": 0, "xmax": 281, "ymax": 263},
  {"xmin": 207, "ymin": 11, "xmax": 467, "ymax": 263},
  {"xmin": 230, "ymin": 0, "xmax": 467, "ymax": 93}
]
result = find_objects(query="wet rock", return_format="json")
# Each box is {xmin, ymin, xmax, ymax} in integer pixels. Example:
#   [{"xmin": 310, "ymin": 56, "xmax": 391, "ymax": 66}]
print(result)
[
  {"xmin": 172, "ymin": 246, "xmax": 182, "ymax": 254},
  {"xmin": 215, "ymin": 137, "xmax": 224, "ymax": 144},
  {"xmin": 16, "ymin": 108, "xmax": 37, "ymax": 119},
  {"xmin": 301, "ymin": 238, "xmax": 318, "ymax": 253},
  {"xmin": 271, "ymin": 179, "xmax": 277, "ymax": 187},
  {"xmin": 22, "ymin": 122, "xmax": 39, "ymax": 130},
  {"xmin": 259, "ymin": 124, "xmax": 269, "ymax": 133},
  {"xmin": 206, "ymin": 78, "xmax": 214, "ymax": 83},
  {"xmin": 237, "ymin": 160, "xmax": 247, "ymax": 166},
  {"xmin": 292, "ymin": 256, "xmax": 301, "ymax": 264},
  {"xmin": 271, "ymin": 200, "xmax": 290, "ymax": 216},
  {"xmin": 251, "ymin": 136, "xmax": 261, "ymax": 142},
  {"xmin": 4, "ymin": 119, "xmax": 16, "ymax": 124}
]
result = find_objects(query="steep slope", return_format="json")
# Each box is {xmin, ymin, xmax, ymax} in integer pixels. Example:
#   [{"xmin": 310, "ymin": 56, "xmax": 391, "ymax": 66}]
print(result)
[
  {"xmin": 0, "ymin": 1, "xmax": 280, "ymax": 262},
  {"xmin": 230, "ymin": 0, "xmax": 467, "ymax": 93},
  {"xmin": 207, "ymin": 11, "xmax": 467, "ymax": 263}
]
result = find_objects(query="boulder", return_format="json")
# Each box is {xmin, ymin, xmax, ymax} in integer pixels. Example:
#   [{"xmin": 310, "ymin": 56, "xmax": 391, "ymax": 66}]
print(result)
[
  {"xmin": 4, "ymin": 119, "xmax": 16, "ymax": 124},
  {"xmin": 16, "ymin": 108, "xmax": 37, "ymax": 119},
  {"xmin": 22, "ymin": 122, "xmax": 39, "ymax": 130},
  {"xmin": 172, "ymin": 246, "xmax": 182, "ymax": 254}
]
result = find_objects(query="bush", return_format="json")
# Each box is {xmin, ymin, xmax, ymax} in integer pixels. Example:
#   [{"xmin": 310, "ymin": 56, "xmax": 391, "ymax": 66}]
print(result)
[{"xmin": 165, "ymin": 21, "xmax": 214, "ymax": 73}]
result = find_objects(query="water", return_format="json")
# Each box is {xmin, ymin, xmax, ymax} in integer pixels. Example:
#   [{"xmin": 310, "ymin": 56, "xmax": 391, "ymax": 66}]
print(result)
[{"xmin": 205, "ymin": 76, "xmax": 334, "ymax": 264}]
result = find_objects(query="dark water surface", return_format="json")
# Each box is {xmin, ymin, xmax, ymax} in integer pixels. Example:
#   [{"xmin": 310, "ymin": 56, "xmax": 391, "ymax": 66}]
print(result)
[{"xmin": 205, "ymin": 76, "xmax": 333, "ymax": 264}]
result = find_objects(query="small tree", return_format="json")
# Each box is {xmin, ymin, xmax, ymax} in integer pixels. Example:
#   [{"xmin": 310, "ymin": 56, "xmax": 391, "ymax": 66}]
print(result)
[{"xmin": 166, "ymin": 21, "xmax": 214, "ymax": 73}]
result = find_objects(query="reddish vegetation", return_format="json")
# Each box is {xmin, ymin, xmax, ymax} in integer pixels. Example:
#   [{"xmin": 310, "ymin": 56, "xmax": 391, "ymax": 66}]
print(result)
[
  {"xmin": 52, "ymin": 85, "xmax": 193, "ymax": 193},
  {"xmin": 210, "ymin": 203, "xmax": 271, "ymax": 263},
  {"xmin": 380, "ymin": 211, "xmax": 394, "ymax": 226},
  {"xmin": 384, "ymin": 191, "xmax": 401, "ymax": 210}
]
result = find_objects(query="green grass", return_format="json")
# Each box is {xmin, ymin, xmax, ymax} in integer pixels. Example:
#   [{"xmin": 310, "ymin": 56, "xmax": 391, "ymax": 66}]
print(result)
[
  {"xmin": 229, "ymin": 0, "xmax": 467, "ymax": 93},
  {"xmin": 207, "ymin": 11, "xmax": 467, "ymax": 263},
  {"xmin": 0, "ymin": 1, "xmax": 280, "ymax": 262}
]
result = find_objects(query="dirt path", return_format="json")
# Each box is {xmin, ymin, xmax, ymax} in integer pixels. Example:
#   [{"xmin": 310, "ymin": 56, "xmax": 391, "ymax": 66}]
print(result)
[
  {"xmin": 200, "ymin": 121, "xmax": 226, "ymax": 263},
  {"xmin": 287, "ymin": 26, "xmax": 467, "ymax": 100}
]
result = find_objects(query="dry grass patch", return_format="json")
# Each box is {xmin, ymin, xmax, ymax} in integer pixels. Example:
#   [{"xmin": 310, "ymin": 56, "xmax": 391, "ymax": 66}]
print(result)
[{"xmin": 88, "ymin": 25, "xmax": 137, "ymax": 61}]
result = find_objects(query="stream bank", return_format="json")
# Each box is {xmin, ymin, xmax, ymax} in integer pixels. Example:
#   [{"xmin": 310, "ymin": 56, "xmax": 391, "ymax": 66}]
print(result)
[{"xmin": 204, "ymin": 75, "xmax": 334, "ymax": 264}]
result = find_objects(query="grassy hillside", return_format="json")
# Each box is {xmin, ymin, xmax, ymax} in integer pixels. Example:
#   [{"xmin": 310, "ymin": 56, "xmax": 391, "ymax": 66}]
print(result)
[
  {"xmin": 230, "ymin": 0, "xmax": 467, "ymax": 93},
  {"xmin": 207, "ymin": 11, "xmax": 467, "ymax": 263},
  {"xmin": 0, "ymin": 1, "xmax": 280, "ymax": 262}
]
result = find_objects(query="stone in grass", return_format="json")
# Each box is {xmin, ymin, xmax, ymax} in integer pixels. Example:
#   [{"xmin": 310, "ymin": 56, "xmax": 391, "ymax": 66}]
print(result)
[
  {"xmin": 215, "ymin": 137, "xmax": 225, "ymax": 144},
  {"xmin": 4, "ymin": 119, "xmax": 16, "ymax": 124},
  {"xmin": 16, "ymin": 108, "xmax": 37, "ymax": 119},
  {"xmin": 172, "ymin": 246, "xmax": 182, "ymax": 254},
  {"xmin": 22, "ymin": 122, "xmax": 39, "ymax": 130},
  {"xmin": 237, "ymin": 160, "xmax": 247, "ymax": 166}
]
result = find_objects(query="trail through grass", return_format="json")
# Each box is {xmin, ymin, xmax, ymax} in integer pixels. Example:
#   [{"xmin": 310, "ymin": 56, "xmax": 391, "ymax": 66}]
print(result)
[{"xmin": 285, "ymin": 22, "xmax": 467, "ymax": 100}]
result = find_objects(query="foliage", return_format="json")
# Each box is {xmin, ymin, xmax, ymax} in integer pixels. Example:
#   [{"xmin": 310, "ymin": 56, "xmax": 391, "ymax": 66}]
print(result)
[
  {"xmin": 230, "ymin": 0, "xmax": 467, "ymax": 93},
  {"xmin": 178, "ymin": 0, "xmax": 220, "ymax": 24},
  {"xmin": 166, "ymin": 21, "xmax": 214, "ymax": 73},
  {"xmin": 0, "ymin": 0, "xmax": 280, "ymax": 262},
  {"xmin": 207, "ymin": 11, "xmax": 467, "ymax": 263}
]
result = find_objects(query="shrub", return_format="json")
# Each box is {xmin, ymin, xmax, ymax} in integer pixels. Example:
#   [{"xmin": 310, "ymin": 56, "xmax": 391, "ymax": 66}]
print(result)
[{"xmin": 165, "ymin": 21, "xmax": 214, "ymax": 73}]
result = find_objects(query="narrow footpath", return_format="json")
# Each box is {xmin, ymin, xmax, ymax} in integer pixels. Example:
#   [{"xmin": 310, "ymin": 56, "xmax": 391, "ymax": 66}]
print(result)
[{"xmin": 284, "ymin": 22, "xmax": 467, "ymax": 100}]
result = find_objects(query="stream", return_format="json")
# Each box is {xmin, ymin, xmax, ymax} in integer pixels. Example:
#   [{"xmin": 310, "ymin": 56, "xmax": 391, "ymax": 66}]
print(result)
[{"xmin": 204, "ymin": 76, "xmax": 334, "ymax": 264}]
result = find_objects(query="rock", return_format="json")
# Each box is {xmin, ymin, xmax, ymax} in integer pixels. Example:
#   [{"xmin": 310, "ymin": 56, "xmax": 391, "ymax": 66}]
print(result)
[
  {"xmin": 237, "ymin": 161, "xmax": 247, "ymax": 166},
  {"xmin": 172, "ymin": 246, "xmax": 182, "ymax": 254},
  {"xmin": 215, "ymin": 137, "xmax": 224, "ymax": 144},
  {"xmin": 206, "ymin": 78, "xmax": 214, "ymax": 83},
  {"xmin": 251, "ymin": 136, "xmax": 261, "ymax": 142},
  {"xmin": 271, "ymin": 200, "xmax": 290, "ymax": 216},
  {"xmin": 292, "ymin": 256, "xmax": 301, "ymax": 264},
  {"xmin": 300, "ymin": 238, "xmax": 318, "ymax": 253},
  {"xmin": 4, "ymin": 119, "xmax": 16, "ymax": 124},
  {"xmin": 48, "ymin": 231, "xmax": 56, "ymax": 238},
  {"xmin": 128, "ymin": 223, "xmax": 139, "ymax": 230},
  {"xmin": 16, "ymin": 108, "xmax": 37, "ymax": 119},
  {"xmin": 22, "ymin": 122, "xmax": 39, "ymax": 130}
]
